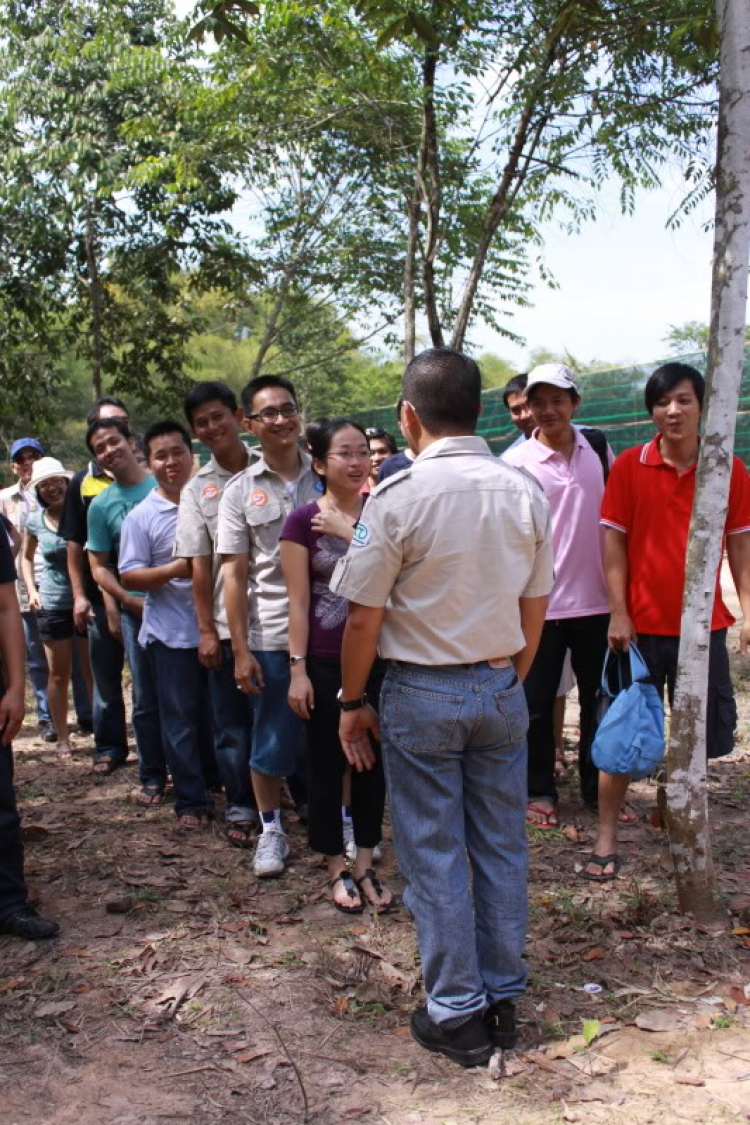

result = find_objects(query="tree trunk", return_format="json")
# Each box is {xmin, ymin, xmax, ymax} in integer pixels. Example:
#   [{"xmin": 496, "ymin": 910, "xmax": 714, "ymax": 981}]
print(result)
[
  {"xmin": 246, "ymin": 265, "xmax": 295, "ymax": 382},
  {"xmin": 665, "ymin": 0, "xmax": 750, "ymax": 922},
  {"xmin": 404, "ymin": 188, "xmax": 419, "ymax": 363},
  {"xmin": 84, "ymin": 208, "xmax": 104, "ymax": 401},
  {"xmin": 418, "ymin": 48, "xmax": 444, "ymax": 349}
]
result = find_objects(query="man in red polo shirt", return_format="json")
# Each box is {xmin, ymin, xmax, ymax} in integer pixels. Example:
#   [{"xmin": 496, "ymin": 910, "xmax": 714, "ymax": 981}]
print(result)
[{"xmin": 593, "ymin": 361, "xmax": 750, "ymax": 880}]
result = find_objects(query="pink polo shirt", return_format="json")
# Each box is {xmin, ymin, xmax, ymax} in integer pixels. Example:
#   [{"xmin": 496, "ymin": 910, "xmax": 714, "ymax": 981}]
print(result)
[{"xmin": 504, "ymin": 429, "xmax": 613, "ymax": 620}]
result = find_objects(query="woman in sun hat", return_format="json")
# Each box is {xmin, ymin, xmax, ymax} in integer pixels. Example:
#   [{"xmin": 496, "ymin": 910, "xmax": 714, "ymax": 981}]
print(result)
[{"xmin": 21, "ymin": 458, "xmax": 93, "ymax": 760}]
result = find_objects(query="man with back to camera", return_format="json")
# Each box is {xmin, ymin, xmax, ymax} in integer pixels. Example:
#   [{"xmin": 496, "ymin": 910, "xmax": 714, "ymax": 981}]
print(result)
[
  {"xmin": 218, "ymin": 375, "xmax": 320, "ymax": 877},
  {"xmin": 593, "ymin": 361, "xmax": 750, "ymax": 880},
  {"xmin": 331, "ymin": 348, "xmax": 553, "ymax": 1067},
  {"xmin": 174, "ymin": 381, "xmax": 260, "ymax": 847},
  {"xmin": 59, "ymin": 396, "xmax": 132, "ymax": 773},
  {"xmin": 85, "ymin": 416, "xmax": 166, "ymax": 806}
]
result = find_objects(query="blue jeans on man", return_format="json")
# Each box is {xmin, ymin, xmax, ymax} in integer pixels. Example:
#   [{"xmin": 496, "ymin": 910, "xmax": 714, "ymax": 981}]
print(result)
[
  {"xmin": 89, "ymin": 604, "xmax": 128, "ymax": 765},
  {"xmin": 379, "ymin": 660, "xmax": 529, "ymax": 1027},
  {"xmin": 207, "ymin": 641, "xmax": 256, "ymax": 823},
  {"xmin": 148, "ymin": 641, "xmax": 215, "ymax": 817},
  {"xmin": 120, "ymin": 609, "xmax": 167, "ymax": 791}
]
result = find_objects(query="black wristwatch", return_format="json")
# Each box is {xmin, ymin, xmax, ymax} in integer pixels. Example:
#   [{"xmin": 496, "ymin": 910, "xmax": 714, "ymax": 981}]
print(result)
[{"xmin": 337, "ymin": 688, "xmax": 368, "ymax": 712}]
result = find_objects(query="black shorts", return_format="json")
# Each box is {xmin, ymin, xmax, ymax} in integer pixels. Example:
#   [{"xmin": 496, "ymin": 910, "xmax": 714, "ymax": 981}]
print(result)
[
  {"xmin": 637, "ymin": 629, "xmax": 737, "ymax": 760},
  {"xmin": 36, "ymin": 609, "xmax": 86, "ymax": 643}
]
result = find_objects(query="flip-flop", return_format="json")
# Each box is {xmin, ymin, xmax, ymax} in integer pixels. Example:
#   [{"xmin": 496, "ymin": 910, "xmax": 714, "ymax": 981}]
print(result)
[
  {"xmin": 226, "ymin": 821, "xmax": 257, "ymax": 849},
  {"xmin": 92, "ymin": 758, "xmax": 119, "ymax": 775},
  {"xmin": 583, "ymin": 853, "xmax": 622, "ymax": 881},
  {"xmin": 526, "ymin": 802, "xmax": 559, "ymax": 829},
  {"xmin": 618, "ymin": 802, "xmax": 638, "ymax": 824},
  {"xmin": 354, "ymin": 868, "xmax": 396, "ymax": 914},
  {"xmin": 135, "ymin": 785, "xmax": 164, "ymax": 808},
  {"xmin": 330, "ymin": 871, "xmax": 364, "ymax": 915}
]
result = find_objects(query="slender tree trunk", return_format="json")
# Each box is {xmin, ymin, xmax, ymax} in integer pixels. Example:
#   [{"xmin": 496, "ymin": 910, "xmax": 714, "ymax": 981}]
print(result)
[
  {"xmin": 247, "ymin": 265, "xmax": 295, "ymax": 381},
  {"xmin": 404, "ymin": 187, "xmax": 419, "ymax": 363},
  {"xmin": 418, "ymin": 48, "xmax": 444, "ymax": 348},
  {"xmin": 665, "ymin": 0, "xmax": 750, "ymax": 921},
  {"xmin": 84, "ymin": 207, "xmax": 104, "ymax": 400}
]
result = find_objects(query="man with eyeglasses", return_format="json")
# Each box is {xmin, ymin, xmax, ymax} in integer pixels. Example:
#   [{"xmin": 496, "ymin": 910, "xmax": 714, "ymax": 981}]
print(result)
[{"xmin": 218, "ymin": 375, "xmax": 320, "ymax": 877}]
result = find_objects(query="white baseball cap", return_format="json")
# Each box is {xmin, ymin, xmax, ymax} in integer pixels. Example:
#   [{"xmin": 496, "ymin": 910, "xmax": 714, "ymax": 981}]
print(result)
[{"xmin": 524, "ymin": 363, "xmax": 578, "ymax": 395}]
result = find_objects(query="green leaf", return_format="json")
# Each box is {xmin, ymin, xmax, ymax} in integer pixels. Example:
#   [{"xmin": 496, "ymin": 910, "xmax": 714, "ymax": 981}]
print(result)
[{"xmin": 582, "ymin": 1019, "xmax": 601, "ymax": 1047}]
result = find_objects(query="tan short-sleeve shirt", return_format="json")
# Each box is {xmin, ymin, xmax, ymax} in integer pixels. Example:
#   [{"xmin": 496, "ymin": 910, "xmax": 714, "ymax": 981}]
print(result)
[
  {"xmin": 173, "ymin": 450, "xmax": 257, "ymax": 641},
  {"xmin": 330, "ymin": 435, "xmax": 553, "ymax": 665},
  {"xmin": 216, "ymin": 449, "xmax": 321, "ymax": 650}
]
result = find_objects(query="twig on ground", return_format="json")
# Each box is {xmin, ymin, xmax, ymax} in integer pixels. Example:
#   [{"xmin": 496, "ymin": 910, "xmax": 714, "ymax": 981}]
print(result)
[{"xmin": 232, "ymin": 986, "xmax": 309, "ymax": 1124}]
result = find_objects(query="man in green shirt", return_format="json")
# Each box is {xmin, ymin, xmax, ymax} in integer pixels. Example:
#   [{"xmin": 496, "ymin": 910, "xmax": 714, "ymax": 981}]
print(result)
[{"xmin": 86, "ymin": 417, "xmax": 166, "ymax": 804}]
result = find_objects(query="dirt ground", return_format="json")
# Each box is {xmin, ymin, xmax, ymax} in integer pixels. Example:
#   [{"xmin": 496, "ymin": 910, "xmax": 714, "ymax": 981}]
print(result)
[{"xmin": 3, "ymin": 597, "xmax": 750, "ymax": 1123}]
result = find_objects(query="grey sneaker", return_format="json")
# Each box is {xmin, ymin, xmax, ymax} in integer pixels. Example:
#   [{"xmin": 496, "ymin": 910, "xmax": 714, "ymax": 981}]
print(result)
[
  {"xmin": 343, "ymin": 819, "xmax": 356, "ymax": 862},
  {"xmin": 252, "ymin": 829, "xmax": 290, "ymax": 877}
]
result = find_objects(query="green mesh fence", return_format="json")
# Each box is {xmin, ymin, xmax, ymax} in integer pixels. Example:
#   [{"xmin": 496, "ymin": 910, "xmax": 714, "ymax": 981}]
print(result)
[
  {"xmin": 353, "ymin": 347, "xmax": 750, "ymax": 460},
  {"xmin": 194, "ymin": 347, "xmax": 750, "ymax": 464}
]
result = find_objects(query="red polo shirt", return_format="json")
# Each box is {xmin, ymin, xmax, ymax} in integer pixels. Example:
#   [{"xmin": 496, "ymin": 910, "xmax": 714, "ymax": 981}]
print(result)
[{"xmin": 600, "ymin": 436, "xmax": 750, "ymax": 635}]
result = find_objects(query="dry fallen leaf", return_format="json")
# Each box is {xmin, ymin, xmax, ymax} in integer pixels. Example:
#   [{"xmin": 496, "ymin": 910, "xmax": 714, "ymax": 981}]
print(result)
[
  {"xmin": 635, "ymin": 1009, "xmax": 686, "ymax": 1032},
  {"xmin": 674, "ymin": 1074, "xmax": 706, "ymax": 1087},
  {"xmin": 36, "ymin": 1000, "xmax": 77, "ymax": 1018},
  {"xmin": 583, "ymin": 947, "xmax": 605, "ymax": 962},
  {"xmin": 562, "ymin": 825, "xmax": 580, "ymax": 843},
  {"xmin": 223, "ymin": 944, "xmax": 253, "ymax": 965}
]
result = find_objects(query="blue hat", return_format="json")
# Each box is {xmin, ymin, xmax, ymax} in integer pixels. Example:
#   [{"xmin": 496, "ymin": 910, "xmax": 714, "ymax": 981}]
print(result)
[{"xmin": 10, "ymin": 438, "xmax": 44, "ymax": 460}]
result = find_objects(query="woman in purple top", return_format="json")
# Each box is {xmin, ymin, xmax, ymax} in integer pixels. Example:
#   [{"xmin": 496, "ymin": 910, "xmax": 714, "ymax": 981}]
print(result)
[{"xmin": 280, "ymin": 420, "xmax": 393, "ymax": 916}]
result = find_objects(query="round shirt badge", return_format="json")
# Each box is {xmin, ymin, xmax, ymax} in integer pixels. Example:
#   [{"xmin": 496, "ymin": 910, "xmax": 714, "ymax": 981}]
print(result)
[
  {"xmin": 202, "ymin": 483, "xmax": 219, "ymax": 500},
  {"xmin": 250, "ymin": 489, "xmax": 268, "ymax": 508},
  {"xmin": 352, "ymin": 521, "xmax": 371, "ymax": 548}
]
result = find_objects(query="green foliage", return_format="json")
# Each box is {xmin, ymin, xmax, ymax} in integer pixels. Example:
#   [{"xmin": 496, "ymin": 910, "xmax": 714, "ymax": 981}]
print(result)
[
  {"xmin": 664, "ymin": 320, "xmax": 750, "ymax": 352},
  {"xmin": 582, "ymin": 1018, "xmax": 601, "ymax": 1047}
]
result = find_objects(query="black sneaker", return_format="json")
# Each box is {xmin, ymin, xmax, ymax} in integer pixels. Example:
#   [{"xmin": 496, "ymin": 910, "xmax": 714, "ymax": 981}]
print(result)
[
  {"xmin": 410, "ymin": 1007, "xmax": 493, "ymax": 1068},
  {"xmin": 77, "ymin": 719, "xmax": 94, "ymax": 735},
  {"xmin": 0, "ymin": 906, "xmax": 60, "ymax": 940},
  {"xmin": 39, "ymin": 721, "xmax": 57, "ymax": 744},
  {"xmin": 483, "ymin": 999, "xmax": 517, "ymax": 1049}
]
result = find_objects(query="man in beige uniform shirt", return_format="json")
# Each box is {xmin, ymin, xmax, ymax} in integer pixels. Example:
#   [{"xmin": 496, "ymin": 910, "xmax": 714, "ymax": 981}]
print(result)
[
  {"xmin": 175, "ymin": 381, "xmax": 260, "ymax": 848},
  {"xmin": 331, "ymin": 348, "xmax": 553, "ymax": 1068},
  {"xmin": 218, "ymin": 375, "xmax": 321, "ymax": 878}
]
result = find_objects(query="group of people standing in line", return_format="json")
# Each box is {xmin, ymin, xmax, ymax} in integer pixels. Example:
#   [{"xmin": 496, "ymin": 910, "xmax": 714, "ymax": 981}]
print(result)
[{"xmin": 0, "ymin": 347, "xmax": 746, "ymax": 1071}]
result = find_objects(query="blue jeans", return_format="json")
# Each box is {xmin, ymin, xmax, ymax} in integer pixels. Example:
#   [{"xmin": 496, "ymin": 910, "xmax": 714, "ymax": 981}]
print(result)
[
  {"xmin": 250, "ymin": 651, "xmax": 306, "ymax": 779},
  {"xmin": 207, "ymin": 642, "xmax": 256, "ymax": 823},
  {"xmin": 121, "ymin": 610, "xmax": 167, "ymax": 790},
  {"xmin": 22, "ymin": 611, "xmax": 50, "ymax": 724},
  {"xmin": 148, "ymin": 641, "xmax": 214, "ymax": 817},
  {"xmin": 89, "ymin": 604, "xmax": 128, "ymax": 764},
  {"xmin": 380, "ymin": 661, "xmax": 529, "ymax": 1027}
]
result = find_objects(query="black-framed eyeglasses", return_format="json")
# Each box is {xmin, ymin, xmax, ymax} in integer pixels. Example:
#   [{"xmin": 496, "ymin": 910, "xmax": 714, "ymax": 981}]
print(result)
[{"xmin": 249, "ymin": 404, "xmax": 299, "ymax": 424}]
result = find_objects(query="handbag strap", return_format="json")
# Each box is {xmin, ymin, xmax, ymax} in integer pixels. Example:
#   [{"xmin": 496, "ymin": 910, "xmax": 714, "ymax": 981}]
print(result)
[{"xmin": 628, "ymin": 642, "xmax": 650, "ymax": 682}]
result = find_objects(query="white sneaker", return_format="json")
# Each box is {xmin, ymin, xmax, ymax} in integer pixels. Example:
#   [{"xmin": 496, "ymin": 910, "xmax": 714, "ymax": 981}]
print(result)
[
  {"xmin": 253, "ymin": 829, "xmax": 290, "ymax": 877},
  {"xmin": 343, "ymin": 819, "xmax": 356, "ymax": 862}
]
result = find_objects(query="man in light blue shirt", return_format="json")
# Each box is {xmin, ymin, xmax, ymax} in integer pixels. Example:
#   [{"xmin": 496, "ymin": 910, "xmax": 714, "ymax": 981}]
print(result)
[
  {"xmin": 498, "ymin": 374, "xmax": 534, "ymax": 459},
  {"xmin": 119, "ymin": 421, "xmax": 216, "ymax": 827}
]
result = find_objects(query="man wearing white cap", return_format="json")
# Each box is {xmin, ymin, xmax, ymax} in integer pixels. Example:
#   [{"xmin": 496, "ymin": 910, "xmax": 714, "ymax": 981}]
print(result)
[{"xmin": 503, "ymin": 364, "xmax": 619, "ymax": 827}]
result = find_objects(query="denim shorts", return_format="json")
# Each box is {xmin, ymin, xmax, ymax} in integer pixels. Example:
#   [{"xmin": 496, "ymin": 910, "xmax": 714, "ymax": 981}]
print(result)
[
  {"xmin": 36, "ymin": 609, "xmax": 86, "ymax": 643},
  {"xmin": 250, "ymin": 650, "xmax": 306, "ymax": 778}
]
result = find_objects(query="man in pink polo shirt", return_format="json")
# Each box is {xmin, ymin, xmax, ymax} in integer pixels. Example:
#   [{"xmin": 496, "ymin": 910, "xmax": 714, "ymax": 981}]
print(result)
[{"xmin": 504, "ymin": 364, "xmax": 615, "ymax": 826}]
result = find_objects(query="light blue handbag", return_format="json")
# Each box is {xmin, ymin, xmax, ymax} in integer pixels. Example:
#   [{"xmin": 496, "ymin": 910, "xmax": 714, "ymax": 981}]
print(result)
[{"xmin": 591, "ymin": 644, "xmax": 665, "ymax": 780}]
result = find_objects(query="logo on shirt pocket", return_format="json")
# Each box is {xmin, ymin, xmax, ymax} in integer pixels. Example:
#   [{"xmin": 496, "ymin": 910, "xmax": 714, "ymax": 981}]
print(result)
[
  {"xmin": 249, "ymin": 489, "xmax": 268, "ymax": 508},
  {"xmin": 352, "ymin": 521, "xmax": 370, "ymax": 547},
  {"xmin": 202, "ymin": 483, "xmax": 219, "ymax": 500}
]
